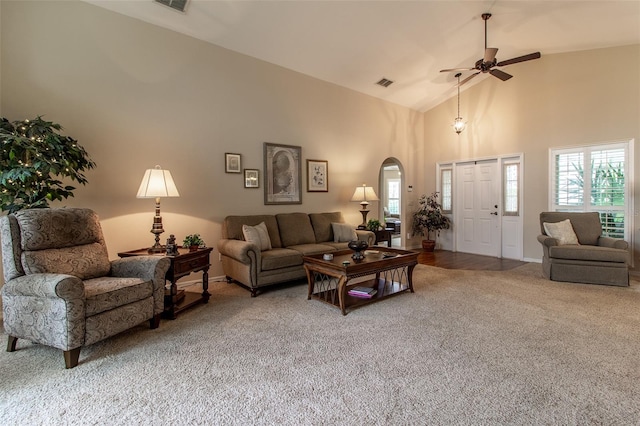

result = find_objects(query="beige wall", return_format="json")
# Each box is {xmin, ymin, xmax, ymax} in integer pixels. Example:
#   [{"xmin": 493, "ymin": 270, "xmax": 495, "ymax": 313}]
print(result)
[
  {"xmin": 423, "ymin": 44, "xmax": 640, "ymax": 267},
  {"xmin": 0, "ymin": 0, "xmax": 423, "ymax": 280}
]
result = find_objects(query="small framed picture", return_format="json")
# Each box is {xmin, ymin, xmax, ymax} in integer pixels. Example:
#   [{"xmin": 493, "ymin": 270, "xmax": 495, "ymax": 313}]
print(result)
[
  {"xmin": 307, "ymin": 159, "xmax": 328, "ymax": 192},
  {"xmin": 225, "ymin": 153, "xmax": 241, "ymax": 173},
  {"xmin": 244, "ymin": 169, "xmax": 259, "ymax": 188}
]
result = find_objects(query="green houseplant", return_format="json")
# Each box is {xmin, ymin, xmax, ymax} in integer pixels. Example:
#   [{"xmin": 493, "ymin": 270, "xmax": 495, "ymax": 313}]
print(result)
[
  {"xmin": 411, "ymin": 191, "xmax": 451, "ymax": 251},
  {"xmin": 183, "ymin": 234, "xmax": 205, "ymax": 251},
  {"xmin": 0, "ymin": 116, "xmax": 96, "ymax": 213},
  {"xmin": 366, "ymin": 219, "xmax": 382, "ymax": 232}
]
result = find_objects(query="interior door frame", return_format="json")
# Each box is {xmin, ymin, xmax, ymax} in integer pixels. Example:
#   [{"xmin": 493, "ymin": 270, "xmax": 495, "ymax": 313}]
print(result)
[
  {"xmin": 436, "ymin": 153, "xmax": 524, "ymax": 260},
  {"xmin": 378, "ymin": 158, "xmax": 405, "ymax": 248}
]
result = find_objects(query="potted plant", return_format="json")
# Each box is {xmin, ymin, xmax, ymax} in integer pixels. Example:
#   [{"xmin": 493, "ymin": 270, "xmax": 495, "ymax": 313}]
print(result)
[
  {"xmin": 183, "ymin": 234, "xmax": 205, "ymax": 251},
  {"xmin": 411, "ymin": 192, "xmax": 451, "ymax": 251},
  {"xmin": 366, "ymin": 219, "xmax": 382, "ymax": 232},
  {"xmin": 0, "ymin": 116, "xmax": 96, "ymax": 213}
]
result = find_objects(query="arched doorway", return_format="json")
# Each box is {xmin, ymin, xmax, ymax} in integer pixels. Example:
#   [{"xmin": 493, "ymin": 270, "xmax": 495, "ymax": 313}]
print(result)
[{"xmin": 378, "ymin": 158, "xmax": 404, "ymax": 248}]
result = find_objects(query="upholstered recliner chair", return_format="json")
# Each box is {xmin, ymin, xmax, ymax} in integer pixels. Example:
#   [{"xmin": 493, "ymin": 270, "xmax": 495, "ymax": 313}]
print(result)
[
  {"xmin": 537, "ymin": 212, "xmax": 629, "ymax": 287},
  {"xmin": 1, "ymin": 208, "xmax": 170, "ymax": 368}
]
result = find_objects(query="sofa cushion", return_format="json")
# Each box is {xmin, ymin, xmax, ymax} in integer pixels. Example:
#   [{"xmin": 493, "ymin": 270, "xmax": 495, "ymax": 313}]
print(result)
[
  {"xmin": 331, "ymin": 222, "xmax": 357, "ymax": 242},
  {"xmin": 22, "ymin": 242, "xmax": 111, "ymax": 280},
  {"xmin": 242, "ymin": 222, "xmax": 272, "ymax": 251},
  {"xmin": 322, "ymin": 242, "xmax": 351, "ymax": 250},
  {"xmin": 548, "ymin": 245, "xmax": 628, "ymax": 263},
  {"xmin": 309, "ymin": 212, "xmax": 344, "ymax": 243},
  {"xmin": 287, "ymin": 243, "xmax": 337, "ymax": 256},
  {"xmin": 223, "ymin": 215, "xmax": 282, "ymax": 248},
  {"xmin": 84, "ymin": 276, "xmax": 152, "ymax": 316},
  {"xmin": 543, "ymin": 219, "xmax": 579, "ymax": 245},
  {"xmin": 276, "ymin": 213, "xmax": 316, "ymax": 247},
  {"xmin": 261, "ymin": 248, "xmax": 303, "ymax": 271}
]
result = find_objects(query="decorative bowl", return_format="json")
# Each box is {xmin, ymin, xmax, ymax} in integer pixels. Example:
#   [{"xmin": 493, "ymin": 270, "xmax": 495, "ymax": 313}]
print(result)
[{"xmin": 348, "ymin": 240, "xmax": 369, "ymax": 260}]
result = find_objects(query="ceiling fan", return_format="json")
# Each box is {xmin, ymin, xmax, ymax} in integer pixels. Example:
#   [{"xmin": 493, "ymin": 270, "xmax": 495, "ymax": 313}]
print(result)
[{"xmin": 441, "ymin": 13, "xmax": 541, "ymax": 86}]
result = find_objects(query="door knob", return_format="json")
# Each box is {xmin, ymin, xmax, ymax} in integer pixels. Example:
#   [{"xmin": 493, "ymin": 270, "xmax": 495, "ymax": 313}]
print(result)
[{"xmin": 490, "ymin": 212, "xmax": 498, "ymax": 215}]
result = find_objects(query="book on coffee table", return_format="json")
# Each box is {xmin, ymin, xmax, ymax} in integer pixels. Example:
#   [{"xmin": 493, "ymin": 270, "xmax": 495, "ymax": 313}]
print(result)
[{"xmin": 348, "ymin": 286, "xmax": 377, "ymax": 298}]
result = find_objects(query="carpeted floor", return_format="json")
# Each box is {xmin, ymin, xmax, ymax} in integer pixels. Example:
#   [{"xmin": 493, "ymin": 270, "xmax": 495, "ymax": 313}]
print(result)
[{"xmin": 1, "ymin": 264, "xmax": 639, "ymax": 425}]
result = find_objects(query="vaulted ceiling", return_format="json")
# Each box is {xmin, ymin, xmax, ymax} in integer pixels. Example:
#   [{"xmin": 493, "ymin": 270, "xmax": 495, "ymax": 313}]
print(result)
[{"xmin": 87, "ymin": 0, "xmax": 640, "ymax": 112}]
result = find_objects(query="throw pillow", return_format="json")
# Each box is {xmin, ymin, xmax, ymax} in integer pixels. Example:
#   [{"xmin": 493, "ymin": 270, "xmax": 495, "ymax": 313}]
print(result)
[
  {"xmin": 242, "ymin": 222, "xmax": 272, "ymax": 251},
  {"xmin": 543, "ymin": 219, "xmax": 580, "ymax": 245},
  {"xmin": 331, "ymin": 222, "xmax": 357, "ymax": 242}
]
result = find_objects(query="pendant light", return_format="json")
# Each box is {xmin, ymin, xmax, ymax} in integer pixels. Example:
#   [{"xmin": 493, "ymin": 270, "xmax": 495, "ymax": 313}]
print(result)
[{"xmin": 453, "ymin": 73, "xmax": 466, "ymax": 134}]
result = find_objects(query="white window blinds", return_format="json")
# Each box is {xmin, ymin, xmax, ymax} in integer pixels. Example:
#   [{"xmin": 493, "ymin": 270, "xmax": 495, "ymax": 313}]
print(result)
[{"xmin": 551, "ymin": 142, "xmax": 630, "ymax": 239}]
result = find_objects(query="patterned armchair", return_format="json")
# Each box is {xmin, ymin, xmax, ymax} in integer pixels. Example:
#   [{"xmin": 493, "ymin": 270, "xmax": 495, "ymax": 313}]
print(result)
[{"xmin": 1, "ymin": 208, "xmax": 170, "ymax": 368}]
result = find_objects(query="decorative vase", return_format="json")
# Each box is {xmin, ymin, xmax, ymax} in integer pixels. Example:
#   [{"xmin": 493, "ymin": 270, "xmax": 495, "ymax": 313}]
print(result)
[
  {"xmin": 421, "ymin": 240, "xmax": 436, "ymax": 252},
  {"xmin": 348, "ymin": 240, "xmax": 369, "ymax": 260}
]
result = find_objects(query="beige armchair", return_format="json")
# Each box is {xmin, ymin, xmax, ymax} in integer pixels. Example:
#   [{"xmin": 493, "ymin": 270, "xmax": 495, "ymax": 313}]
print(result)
[
  {"xmin": 538, "ymin": 212, "xmax": 629, "ymax": 286},
  {"xmin": 1, "ymin": 208, "xmax": 170, "ymax": 368}
]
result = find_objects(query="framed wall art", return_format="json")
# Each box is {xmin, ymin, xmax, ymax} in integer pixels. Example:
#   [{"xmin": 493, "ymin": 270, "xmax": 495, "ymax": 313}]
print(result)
[
  {"xmin": 225, "ymin": 153, "xmax": 241, "ymax": 173},
  {"xmin": 307, "ymin": 159, "xmax": 328, "ymax": 192},
  {"xmin": 244, "ymin": 169, "xmax": 259, "ymax": 188},
  {"xmin": 263, "ymin": 142, "xmax": 302, "ymax": 205}
]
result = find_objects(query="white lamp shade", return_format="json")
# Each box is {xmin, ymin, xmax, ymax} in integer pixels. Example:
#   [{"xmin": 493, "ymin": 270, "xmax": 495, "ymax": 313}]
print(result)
[
  {"xmin": 136, "ymin": 165, "xmax": 180, "ymax": 198},
  {"xmin": 350, "ymin": 185, "xmax": 379, "ymax": 203}
]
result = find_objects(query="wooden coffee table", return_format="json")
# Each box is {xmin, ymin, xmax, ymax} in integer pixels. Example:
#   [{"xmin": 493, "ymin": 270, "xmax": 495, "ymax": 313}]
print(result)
[{"xmin": 303, "ymin": 248, "xmax": 418, "ymax": 315}]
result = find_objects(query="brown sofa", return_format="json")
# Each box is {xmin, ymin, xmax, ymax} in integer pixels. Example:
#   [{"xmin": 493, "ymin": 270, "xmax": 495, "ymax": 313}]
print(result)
[
  {"xmin": 217, "ymin": 212, "xmax": 375, "ymax": 296},
  {"xmin": 537, "ymin": 212, "xmax": 629, "ymax": 287}
]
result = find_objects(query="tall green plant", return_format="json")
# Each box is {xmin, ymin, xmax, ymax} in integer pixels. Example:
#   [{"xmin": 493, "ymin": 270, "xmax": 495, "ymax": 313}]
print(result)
[
  {"xmin": 0, "ymin": 116, "xmax": 96, "ymax": 213},
  {"xmin": 411, "ymin": 192, "xmax": 451, "ymax": 240}
]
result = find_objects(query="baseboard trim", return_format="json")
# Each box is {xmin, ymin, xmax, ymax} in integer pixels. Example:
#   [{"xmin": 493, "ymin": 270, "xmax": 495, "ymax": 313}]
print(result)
[{"xmin": 176, "ymin": 275, "xmax": 228, "ymax": 290}]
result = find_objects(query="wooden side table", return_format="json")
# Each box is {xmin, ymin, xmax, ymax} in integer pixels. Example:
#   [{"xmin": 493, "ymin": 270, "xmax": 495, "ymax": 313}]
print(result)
[
  {"xmin": 117, "ymin": 247, "xmax": 213, "ymax": 319},
  {"xmin": 374, "ymin": 228, "xmax": 393, "ymax": 247}
]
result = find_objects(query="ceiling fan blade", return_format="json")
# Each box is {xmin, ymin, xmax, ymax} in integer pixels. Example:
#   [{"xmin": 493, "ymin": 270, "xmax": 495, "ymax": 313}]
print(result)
[
  {"xmin": 459, "ymin": 72, "xmax": 480, "ymax": 86},
  {"xmin": 490, "ymin": 69, "xmax": 513, "ymax": 81},
  {"xmin": 484, "ymin": 48, "xmax": 498, "ymax": 63},
  {"xmin": 496, "ymin": 52, "xmax": 541, "ymax": 67},
  {"xmin": 440, "ymin": 67, "xmax": 475, "ymax": 73}
]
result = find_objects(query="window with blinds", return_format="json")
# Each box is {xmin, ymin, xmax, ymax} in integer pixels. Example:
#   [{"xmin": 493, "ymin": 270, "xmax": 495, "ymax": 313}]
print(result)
[
  {"xmin": 550, "ymin": 142, "xmax": 630, "ymax": 239},
  {"xmin": 387, "ymin": 180, "xmax": 401, "ymax": 215}
]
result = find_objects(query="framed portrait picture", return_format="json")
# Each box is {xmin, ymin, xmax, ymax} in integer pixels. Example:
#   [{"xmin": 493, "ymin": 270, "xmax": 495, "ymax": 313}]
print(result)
[
  {"xmin": 244, "ymin": 169, "xmax": 259, "ymax": 188},
  {"xmin": 225, "ymin": 153, "xmax": 241, "ymax": 173},
  {"xmin": 307, "ymin": 159, "xmax": 328, "ymax": 192},
  {"xmin": 263, "ymin": 142, "xmax": 302, "ymax": 205}
]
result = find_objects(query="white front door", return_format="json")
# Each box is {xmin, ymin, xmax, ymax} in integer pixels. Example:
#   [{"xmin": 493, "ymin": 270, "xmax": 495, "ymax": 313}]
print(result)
[{"xmin": 456, "ymin": 160, "xmax": 500, "ymax": 256}]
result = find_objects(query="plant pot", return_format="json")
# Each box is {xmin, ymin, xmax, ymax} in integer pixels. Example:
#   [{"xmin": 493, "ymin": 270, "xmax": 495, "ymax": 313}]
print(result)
[
  {"xmin": 421, "ymin": 240, "xmax": 436, "ymax": 252},
  {"xmin": 189, "ymin": 245, "xmax": 199, "ymax": 252}
]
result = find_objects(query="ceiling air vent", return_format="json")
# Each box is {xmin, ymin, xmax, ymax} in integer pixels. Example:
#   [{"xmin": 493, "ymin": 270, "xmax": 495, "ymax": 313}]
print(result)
[
  {"xmin": 154, "ymin": 0, "xmax": 189, "ymax": 13},
  {"xmin": 376, "ymin": 78, "xmax": 394, "ymax": 88}
]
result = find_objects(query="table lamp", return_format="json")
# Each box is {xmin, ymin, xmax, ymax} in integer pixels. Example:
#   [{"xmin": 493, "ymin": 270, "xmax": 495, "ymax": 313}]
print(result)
[
  {"xmin": 137, "ymin": 165, "xmax": 180, "ymax": 253},
  {"xmin": 350, "ymin": 184, "xmax": 379, "ymax": 228}
]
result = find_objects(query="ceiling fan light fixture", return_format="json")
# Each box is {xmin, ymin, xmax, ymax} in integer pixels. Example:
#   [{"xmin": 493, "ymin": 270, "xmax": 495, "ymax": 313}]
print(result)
[
  {"xmin": 452, "ymin": 73, "xmax": 466, "ymax": 135},
  {"xmin": 440, "ymin": 13, "xmax": 541, "ymax": 84}
]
